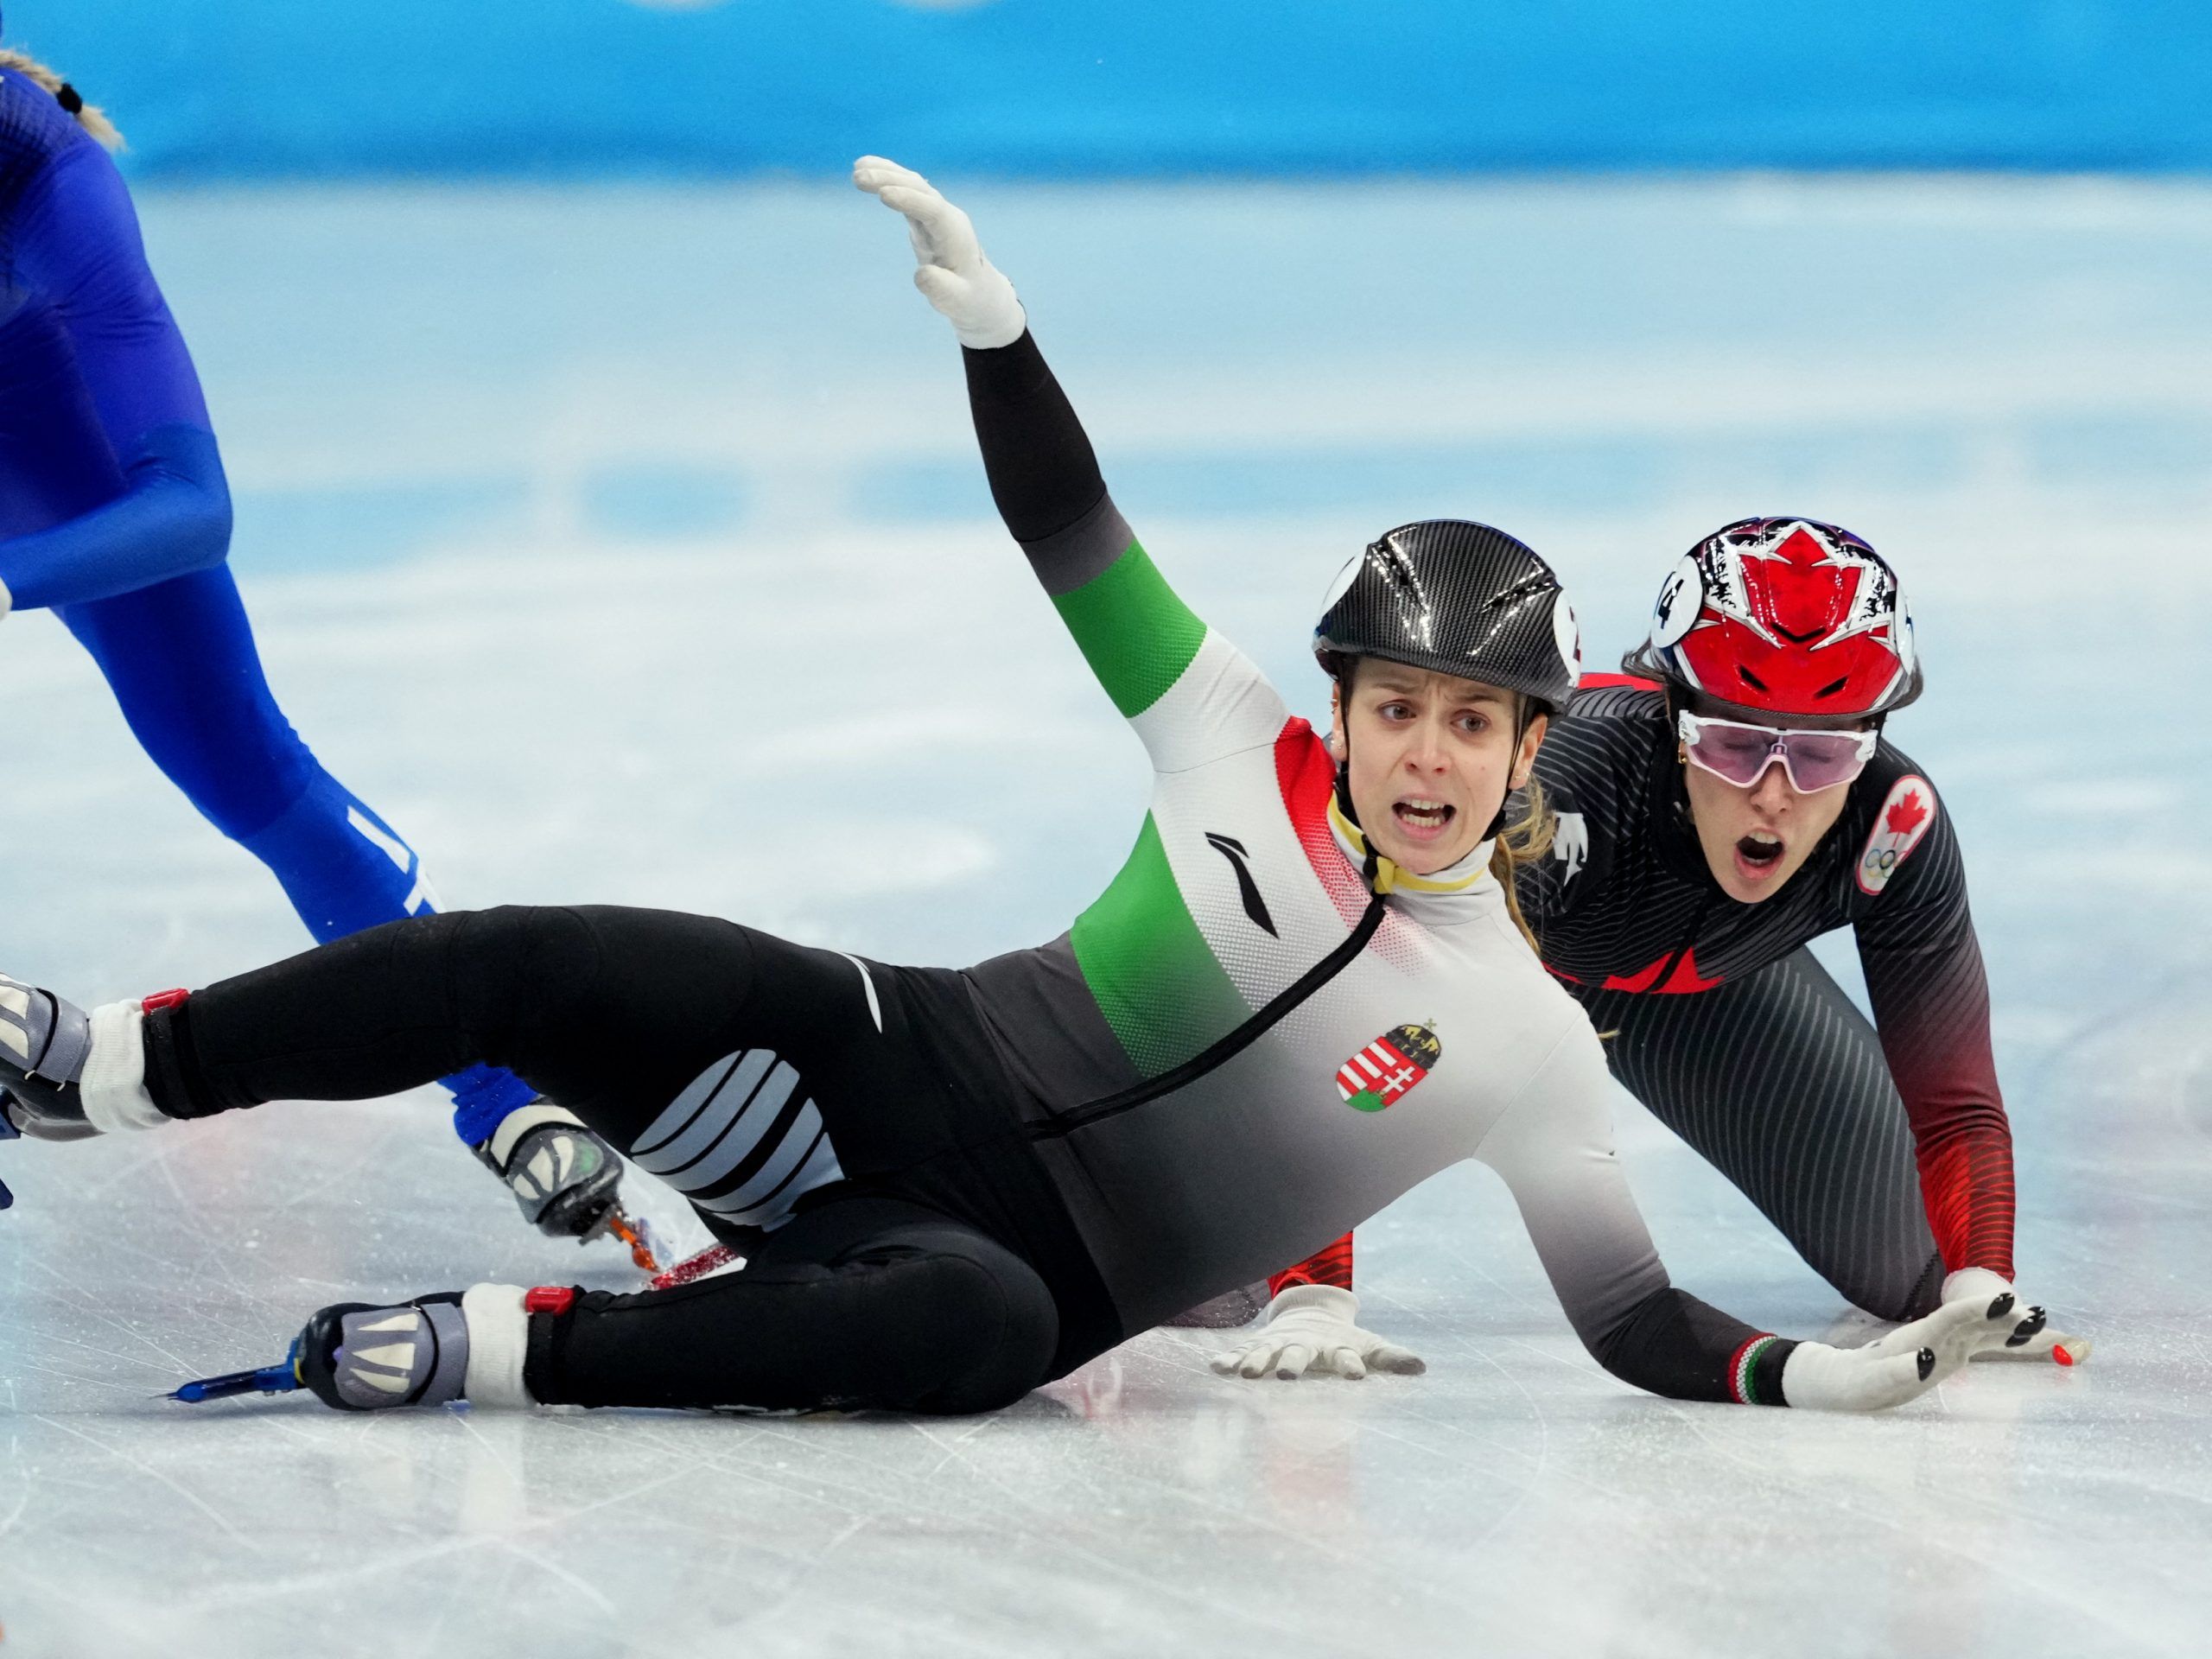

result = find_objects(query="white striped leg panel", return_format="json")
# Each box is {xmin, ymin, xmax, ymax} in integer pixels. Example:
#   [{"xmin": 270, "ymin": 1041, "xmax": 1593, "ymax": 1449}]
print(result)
[{"xmin": 629, "ymin": 1049, "xmax": 845, "ymax": 1230}]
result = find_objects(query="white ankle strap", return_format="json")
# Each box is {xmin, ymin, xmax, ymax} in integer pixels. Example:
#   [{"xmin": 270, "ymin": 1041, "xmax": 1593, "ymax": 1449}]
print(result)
[
  {"xmin": 485, "ymin": 1099, "xmax": 586, "ymax": 1165},
  {"xmin": 80, "ymin": 1001, "xmax": 167, "ymax": 1134},
  {"xmin": 461, "ymin": 1284, "xmax": 533, "ymax": 1408}
]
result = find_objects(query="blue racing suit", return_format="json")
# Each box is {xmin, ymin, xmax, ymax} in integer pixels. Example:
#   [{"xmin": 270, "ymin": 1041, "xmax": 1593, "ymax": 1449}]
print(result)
[{"xmin": 0, "ymin": 66, "xmax": 530, "ymax": 1142}]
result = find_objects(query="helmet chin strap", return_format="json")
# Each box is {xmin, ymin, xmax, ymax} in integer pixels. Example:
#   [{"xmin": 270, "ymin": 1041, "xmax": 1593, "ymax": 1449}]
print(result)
[
  {"xmin": 1481, "ymin": 696, "xmax": 1535, "ymax": 842},
  {"xmin": 1332, "ymin": 671, "xmax": 1375, "ymax": 885}
]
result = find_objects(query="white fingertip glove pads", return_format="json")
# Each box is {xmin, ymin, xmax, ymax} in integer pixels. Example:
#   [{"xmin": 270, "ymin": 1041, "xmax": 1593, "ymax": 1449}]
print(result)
[
  {"xmin": 1940, "ymin": 1267, "xmax": 2015, "ymax": 1309},
  {"xmin": 1209, "ymin": 1285, "xmax": 1427, "ymax": 1381},
  {"xmin": 1783, "ymin": 1293, "xmax": 2021, "ymax": 1410},
  {"xmin": 854, "ymin": 155, "xmax": 1027, "ymax": 349},
  {"xmin": 1943, "ymin": 1267, "xmax": 2090, "ymax": 1363}
]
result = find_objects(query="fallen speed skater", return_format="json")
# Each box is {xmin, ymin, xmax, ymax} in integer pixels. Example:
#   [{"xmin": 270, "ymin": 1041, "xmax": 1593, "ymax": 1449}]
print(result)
[{"xmin": 0, "ymin": 157, "xmax": 2038, "ymax": 1420}]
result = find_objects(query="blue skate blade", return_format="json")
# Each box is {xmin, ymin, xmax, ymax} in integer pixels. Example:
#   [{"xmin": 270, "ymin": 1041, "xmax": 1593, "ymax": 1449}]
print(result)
[{"xmin": 167, "ymin": 1358, "xmax": 303, "ymax": 1405}]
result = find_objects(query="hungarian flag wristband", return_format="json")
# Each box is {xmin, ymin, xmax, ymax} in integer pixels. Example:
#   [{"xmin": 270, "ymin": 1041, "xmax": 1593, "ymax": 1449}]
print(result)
[{"xmin": 1727, "ymin": 1334, "xmax": 1800, "ymax": 1406}]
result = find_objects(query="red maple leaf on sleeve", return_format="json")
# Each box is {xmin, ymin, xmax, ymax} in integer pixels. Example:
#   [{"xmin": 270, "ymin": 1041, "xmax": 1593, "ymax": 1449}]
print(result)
[{"xmin": 1885, "ymin": 789, "xmax": 1929, "ymax": 837}]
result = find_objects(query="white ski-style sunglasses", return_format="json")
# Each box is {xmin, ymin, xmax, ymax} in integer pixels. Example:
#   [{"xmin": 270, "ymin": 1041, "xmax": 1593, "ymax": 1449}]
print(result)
[{"xmin": 1676, "ymin": 710, "xmax": 1878, "ymax": 792}]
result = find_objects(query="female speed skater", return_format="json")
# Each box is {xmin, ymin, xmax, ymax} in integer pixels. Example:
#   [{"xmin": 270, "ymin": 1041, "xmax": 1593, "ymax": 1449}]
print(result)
[
  {"xmin": 0, "ymin": 29, "xmax": 639, "ymax": 1252},
  {"xmin": 0, "ymin": 157, "xmax": 2037, "ymax": 1421},
  {"xmin": 1222, "ymin": 541, "xmax": 2083, "ymax": 1375}
]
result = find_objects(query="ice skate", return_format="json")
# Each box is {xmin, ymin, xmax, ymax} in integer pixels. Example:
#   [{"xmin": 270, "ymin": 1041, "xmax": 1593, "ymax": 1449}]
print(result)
[
  {"xmin": 473, "ymin": 1101, "xmax": 663, "ymax": 1270},
  {"xmin": 0, "ymin": 972, "xmax": 93, "ymax": 1141},
  {"xmin": 164, "ymin": 1300, "xmax": 463, "ymax": 1413},
  {"xmin": 170, "ymin": 1286, "xmax": 541, "ymax": 1412},
  {"xmin": 296, "ymin": 1294, "xmax": 471, "ymax": 1411}
]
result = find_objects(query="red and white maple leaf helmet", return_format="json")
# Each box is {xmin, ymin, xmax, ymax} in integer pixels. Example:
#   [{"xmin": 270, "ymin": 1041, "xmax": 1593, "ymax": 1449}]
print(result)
[{"xmin": 1626, "ymin": 517, "xmax": 1923, "ymax": 724}]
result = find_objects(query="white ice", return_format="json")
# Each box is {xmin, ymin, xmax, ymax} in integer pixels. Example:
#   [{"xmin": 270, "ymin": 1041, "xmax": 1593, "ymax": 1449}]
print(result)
[{"xmin": 2, "ymin": 177, "xmax": 2209, "ymax": 1656}]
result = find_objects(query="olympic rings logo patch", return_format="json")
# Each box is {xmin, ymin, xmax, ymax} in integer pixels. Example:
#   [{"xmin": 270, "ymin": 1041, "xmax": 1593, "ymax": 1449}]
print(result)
[{"xmin": 1855, "ymin": 775, "xmax": 1936, "ymax": 896}]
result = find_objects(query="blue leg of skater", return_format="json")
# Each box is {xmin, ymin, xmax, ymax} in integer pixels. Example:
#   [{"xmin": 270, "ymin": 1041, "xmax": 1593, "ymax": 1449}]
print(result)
[
  {"xmin": 55, "ymin": 569, "xmax": 648, "ymax": 1255},
  {"xmin": 0, "ymin": 89, "xmax": 649, "ymax": 1259}
]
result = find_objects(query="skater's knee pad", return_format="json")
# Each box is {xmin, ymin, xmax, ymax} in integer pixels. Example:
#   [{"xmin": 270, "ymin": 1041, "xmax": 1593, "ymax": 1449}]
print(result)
[
  {"xmin": 1843, "ymin": 1249, "xmax": 1946, "ymax": 1325},
  {"xmin": 1897, "ymin": 1250, "xmax": 1947, "ymax": 1322},
  {"xmin": 879, "ymin": 1232, "xmax": 1059, "ymax": 1415}
]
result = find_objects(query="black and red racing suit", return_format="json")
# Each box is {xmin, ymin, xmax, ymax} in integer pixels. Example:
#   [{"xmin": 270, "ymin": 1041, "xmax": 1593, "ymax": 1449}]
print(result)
[{"xmin": 1275, "ymin": 674, "xmax": 2014, "ymax": 1321}]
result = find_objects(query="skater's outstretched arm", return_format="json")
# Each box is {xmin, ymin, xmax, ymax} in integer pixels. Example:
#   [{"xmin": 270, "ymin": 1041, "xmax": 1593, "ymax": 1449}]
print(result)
[
  {"xmin": 1851, "ymin": 770, "xmax": 2014, "ymax": 1273},
  {"xmin": 1478, "ymin": 1019, "xmax": 2028, "ymax": 1408},
  {"xmin": 0, "ymin": 109, "xmax": 230, "ymax": 614},
  {"xmin": 858, "ymin": 157, "xmax": 1288, "ymax": 775},
  {"xmin": 1850, "ymin": 761, "xmax": 2081, "ymax": 1361}
]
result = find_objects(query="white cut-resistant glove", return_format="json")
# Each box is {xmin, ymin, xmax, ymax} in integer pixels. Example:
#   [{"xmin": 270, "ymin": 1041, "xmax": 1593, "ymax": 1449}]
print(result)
[
  {"xmin": 1781, "ymin": 1288, "xmax": 2027, "ymax": 1410},
  {"xmin": 853, "ymin": 155, "xmax": 1027, "ymax": 349},
  {"xmin": 1209, "ymin": 1285, "xmax": 1427, "ymax": 1381},
  {"xmin": 1941, "ymin": 1266, "xmax": 2091, "ymax": 1365}
]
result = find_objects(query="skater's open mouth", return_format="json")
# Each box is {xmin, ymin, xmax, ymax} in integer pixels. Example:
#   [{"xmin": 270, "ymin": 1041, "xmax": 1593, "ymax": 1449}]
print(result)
[
  {"xmin": 1736, "ymin": 830, "xmax": 1783, "ymax": 868},
  {"xmin": 1393, "ymin": 798, "xmax": 1456, "ymax": 841}
]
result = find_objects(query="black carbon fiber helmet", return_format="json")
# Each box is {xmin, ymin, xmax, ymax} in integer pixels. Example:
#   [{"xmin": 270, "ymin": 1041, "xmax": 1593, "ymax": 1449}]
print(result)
[{"xmin": 1313, "ymin": 519, "xmax": 1581, "ymax": 714}]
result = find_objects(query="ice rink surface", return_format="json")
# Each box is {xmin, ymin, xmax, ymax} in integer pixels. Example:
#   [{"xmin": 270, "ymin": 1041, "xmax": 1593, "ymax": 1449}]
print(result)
[{"xmin": 3, "ymin": 175, "xmax": 2210, "ymax": 1656}]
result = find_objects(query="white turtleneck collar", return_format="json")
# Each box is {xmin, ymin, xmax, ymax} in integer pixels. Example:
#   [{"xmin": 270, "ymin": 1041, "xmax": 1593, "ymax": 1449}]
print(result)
[{"xmin": 1325, "ymin": 792, "xmax": 1501, "ymax": 925}]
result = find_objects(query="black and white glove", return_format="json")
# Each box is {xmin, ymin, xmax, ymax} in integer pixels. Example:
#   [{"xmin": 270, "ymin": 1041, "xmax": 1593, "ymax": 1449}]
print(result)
[
  {"xmin": 1781, "ymin": 1290, "xmax": 2028, "ymax": 1410},
  {"xmin": 1209, "ymin": 1285, "xmax": 1427, "ymax": 1381},
  {"xmin": 854, "ymin": 155, "xmax": 1027, "ymax": 349},
  {"xmin": 1941, "ymin": 1267, "xmax": 2091, "ymax": 1365}
]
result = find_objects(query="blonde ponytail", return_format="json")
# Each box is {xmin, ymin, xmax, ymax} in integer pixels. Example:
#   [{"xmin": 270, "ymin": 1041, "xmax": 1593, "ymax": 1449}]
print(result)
[
  {"xmin": 0, "ymin": 48, "xmax": 124, "ymax": 150},
  {"xmin": 1490, "ymin": 774, "xmax": 1555, "ymax": 956}
]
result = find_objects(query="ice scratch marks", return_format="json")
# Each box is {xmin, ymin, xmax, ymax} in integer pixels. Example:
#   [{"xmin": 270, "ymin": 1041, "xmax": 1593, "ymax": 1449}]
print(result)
[
  {"xmin": 8, "ymin": 1357, "xmax": 165, "ymax": 1399},
  {"xmin": 31, "ymin": 1414, "xmax": 263, "ymax": 1551},
  {"xmin": 0, "ymin": 1480, "xmax": 30, "ymax": 1541},
  {"xmin": 22, "ymin": 1256, "xmax": 200, "ymax": 1380},
  {"xmin": 912, "ymin": 1411, "xmax": 1000, "ymax": 1480},
  {"xmin": 894, "ymin": 1408, "xmax": 1308, "ymax": 1637},
  {"xmin": 493, "ymin": 1541, "xmax": 617, "ymax": 1618}
]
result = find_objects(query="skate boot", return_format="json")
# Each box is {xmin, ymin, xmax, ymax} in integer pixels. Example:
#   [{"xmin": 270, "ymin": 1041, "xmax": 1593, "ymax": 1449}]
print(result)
[
  {"xmin": 296, "ymin": 1294, "xmax": 471, "ymax": 1411},
  {"xmin": 172, "ymin": 1285, "xmax": 542, "ymax": 1410},
  {"xmin": 0, "ymin": 972, "xmax": 94, "ymax": 1141},
  {"xmin": 474, "ymin": 1102, "xmax": 659, "ymax": 1268}
]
